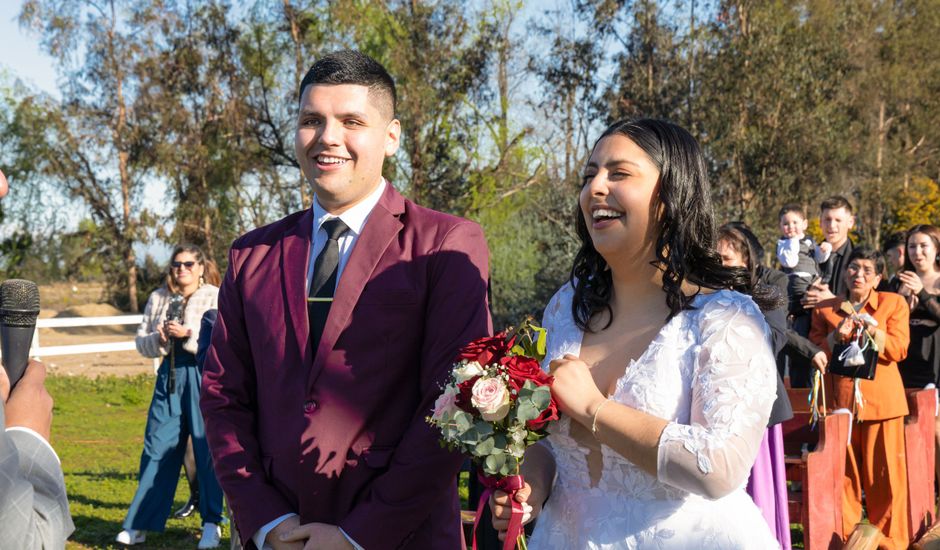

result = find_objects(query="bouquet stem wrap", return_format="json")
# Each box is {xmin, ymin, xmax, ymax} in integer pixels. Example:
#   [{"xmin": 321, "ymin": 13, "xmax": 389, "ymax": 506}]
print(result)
[{"xmin": 473, "ymin": 473, "xmax": 526, "ymax": 550}]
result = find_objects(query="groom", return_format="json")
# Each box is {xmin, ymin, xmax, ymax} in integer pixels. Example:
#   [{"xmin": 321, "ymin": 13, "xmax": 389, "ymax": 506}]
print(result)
[{"xmin": 200, "ymin": 50, "xmax": 491, "ymax": 550}]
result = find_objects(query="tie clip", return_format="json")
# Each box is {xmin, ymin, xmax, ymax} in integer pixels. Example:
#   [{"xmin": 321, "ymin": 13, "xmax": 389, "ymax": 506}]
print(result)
[{"xmin": 306, "ymin": 297, "xmax": 334, "ymax": 303}]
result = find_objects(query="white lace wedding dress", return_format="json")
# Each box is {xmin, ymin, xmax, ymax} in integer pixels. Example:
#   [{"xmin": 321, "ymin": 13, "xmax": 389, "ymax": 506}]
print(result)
[{"xmin": 528, "ymin": 285, "xmax": 780, "ymax": 549}]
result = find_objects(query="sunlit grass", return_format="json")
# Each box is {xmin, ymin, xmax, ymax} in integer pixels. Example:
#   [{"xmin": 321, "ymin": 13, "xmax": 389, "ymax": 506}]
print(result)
[{"xmin": 49, "ymin": 374, "xmax": 228, "ymax": 549}]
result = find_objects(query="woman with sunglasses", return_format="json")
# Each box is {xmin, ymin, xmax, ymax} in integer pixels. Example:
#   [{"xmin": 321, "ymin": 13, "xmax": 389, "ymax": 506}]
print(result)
[
  {"xmin": 809, "ymin": 247, "xmax": 911, "ymax": 549},
  {"xmin": 117, "ymin": 244, "xmax": 225, "ymax": 549}
]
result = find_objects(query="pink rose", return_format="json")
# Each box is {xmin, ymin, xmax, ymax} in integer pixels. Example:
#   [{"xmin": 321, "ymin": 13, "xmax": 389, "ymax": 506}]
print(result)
[
  {"xmin": 431, "ymin": 386, "xmax": 459, "ymax": 420},
  {"xmin": 471, "ymin": 377, "xmax": 511, "ymax": 422}
]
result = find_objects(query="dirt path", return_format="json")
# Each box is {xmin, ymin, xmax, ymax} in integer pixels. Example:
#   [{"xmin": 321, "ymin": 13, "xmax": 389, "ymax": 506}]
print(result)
[{"xmin": 39, "ymin": 328, "xmax": 155, "ymax": 378}]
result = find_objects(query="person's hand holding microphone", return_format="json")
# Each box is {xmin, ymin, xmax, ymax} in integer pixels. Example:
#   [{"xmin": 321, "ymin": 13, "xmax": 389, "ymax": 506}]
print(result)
[{"xmin": 0, "ymin": 168, "xmax": 54, "ymax": 443}]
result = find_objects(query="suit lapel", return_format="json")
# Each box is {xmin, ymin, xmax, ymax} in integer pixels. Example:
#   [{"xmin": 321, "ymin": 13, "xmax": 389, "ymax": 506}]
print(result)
[
  {"xmin": 282, "ymin": 208, "xmax": 315, "ymax": 369},
  {"xmin": 306, "ymin": 185, "xmax": 406, "ymax": 391}
]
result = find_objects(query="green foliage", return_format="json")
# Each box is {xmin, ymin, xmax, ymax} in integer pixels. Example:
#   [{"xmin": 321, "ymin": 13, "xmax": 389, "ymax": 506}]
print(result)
[
  {"xmin": 510, "ymin": 319, "xmax": 548, "ymax": 363},
  {"xmin": 884, "ymin": 177, "xmax": 940, "ymax": 236}
]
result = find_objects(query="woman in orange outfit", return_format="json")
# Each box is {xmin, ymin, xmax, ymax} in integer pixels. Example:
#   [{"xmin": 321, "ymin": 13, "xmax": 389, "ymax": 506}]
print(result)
[{"xmin": 810, "ymin": 246, "xmax": 911, "ymax": 549}]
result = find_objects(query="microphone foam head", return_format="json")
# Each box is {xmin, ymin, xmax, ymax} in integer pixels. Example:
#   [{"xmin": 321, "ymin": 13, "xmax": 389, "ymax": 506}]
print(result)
[{"xmin": 0, "ymin": 279, "xmax": 40, "ymax": 326}]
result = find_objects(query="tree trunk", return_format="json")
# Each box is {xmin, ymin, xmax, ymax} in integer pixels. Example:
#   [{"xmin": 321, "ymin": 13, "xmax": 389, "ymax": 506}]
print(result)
[
  {"xmin": 110, "ymin": 0, "xmax": 138, "ymax": 312},
  {"xmin": 497, "ymin": 18, "xmax": 510, "ymax": 153},
  {"xmin": 871, "ymin": 99, "xmax": 887, "ymax": 247},
  {"xmin": 687, "ymin": 0, "xmax": 696, "ymax": 130},
  {"xmin": 645, "ymin": 2, "xmax": 654, "ymax": 99}
]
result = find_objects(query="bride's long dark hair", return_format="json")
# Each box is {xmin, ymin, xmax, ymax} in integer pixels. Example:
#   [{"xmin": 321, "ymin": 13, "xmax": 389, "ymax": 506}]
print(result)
[{"xmin": 571, "ymin": 118, "xmax": 778, "ymax": 331}]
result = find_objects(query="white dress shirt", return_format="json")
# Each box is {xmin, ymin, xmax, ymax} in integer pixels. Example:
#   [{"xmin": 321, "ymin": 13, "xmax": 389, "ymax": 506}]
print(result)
[
  {"xmin": 305, "ymin": 178, "xmax": 387, "ymax": 295},
  {"xmin": 253, "ymin": 180, "xmax": 386, "ymax": 550}
]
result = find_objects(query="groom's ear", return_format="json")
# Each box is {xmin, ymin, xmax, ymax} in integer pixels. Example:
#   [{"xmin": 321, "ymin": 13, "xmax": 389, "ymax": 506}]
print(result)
[{"xmin": 384, "ymin": 118, "xmax": 401, "ymax": 157}]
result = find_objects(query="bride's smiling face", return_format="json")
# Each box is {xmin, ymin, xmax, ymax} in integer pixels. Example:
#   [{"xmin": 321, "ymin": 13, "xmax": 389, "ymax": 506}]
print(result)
[{"xmin": 579, "ymin": 134, "xmax": 661, "ymax": 266}]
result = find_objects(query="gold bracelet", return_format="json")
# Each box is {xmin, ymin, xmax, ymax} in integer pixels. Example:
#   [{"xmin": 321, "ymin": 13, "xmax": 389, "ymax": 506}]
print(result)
[{"xmin": 591, "ymin": 399, "xmax": 611, "ymax": 435}]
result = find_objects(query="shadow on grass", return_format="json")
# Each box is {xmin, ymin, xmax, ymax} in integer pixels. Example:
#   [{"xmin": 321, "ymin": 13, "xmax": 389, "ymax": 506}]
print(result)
[
  {"xmin": 68, "ymin": 470, "xmax": 137, "ymax": 481},
  {"xmin": 65, "ymin": 492, "xmax": 126, "ymax": 511}
]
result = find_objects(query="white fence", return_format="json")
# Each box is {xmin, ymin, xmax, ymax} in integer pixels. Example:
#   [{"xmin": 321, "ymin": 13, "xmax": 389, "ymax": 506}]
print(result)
[{"xmin": 29, "ymin": 315, "xmax": 144, "ymax": 358}]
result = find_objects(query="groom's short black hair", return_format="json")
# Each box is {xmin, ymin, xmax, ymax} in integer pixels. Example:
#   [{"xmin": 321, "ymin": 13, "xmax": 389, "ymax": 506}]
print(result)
[{"xmin": 298, "ymin": 50, "xmax": 397, "ymax": 118}]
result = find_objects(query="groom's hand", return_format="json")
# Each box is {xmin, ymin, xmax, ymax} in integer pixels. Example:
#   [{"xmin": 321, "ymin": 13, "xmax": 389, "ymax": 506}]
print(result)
[
  {"xmin": 265, "ymin": 516, "xmax": 304, "ymax": 550},
  {"xmin": 490, "ymin": 483, "xmax": 536, "ymax": 541},
  {"xmin": 279, "ymin": 523, "xmax": 354, "ymax": 550}
]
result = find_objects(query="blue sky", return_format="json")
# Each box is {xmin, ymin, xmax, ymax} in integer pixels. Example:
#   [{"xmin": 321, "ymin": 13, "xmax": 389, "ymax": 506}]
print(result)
[{"xmin": 0, "ymin": 3, "xmax": 57, "ymax": 95}]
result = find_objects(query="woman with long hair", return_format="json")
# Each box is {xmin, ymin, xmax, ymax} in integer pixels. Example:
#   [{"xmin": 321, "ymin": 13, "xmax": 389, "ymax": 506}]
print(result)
[
  {"xmin": 491, "ymin": 119, "xmax": 780, "ymax": 547},
  {"xmin": 893, "ymin": 224, "xmax": 940, "ymax": 388},
  {"xmin": 892, "ymin": 225, "xmax": 940, "ymax": 508},
  {"xmin": 117, "ymin": 244, "xmax": 225, "ymax": 549},
  {"xmin": 716, "ymin": 224, "xmax": 792, "ymax": 549}
]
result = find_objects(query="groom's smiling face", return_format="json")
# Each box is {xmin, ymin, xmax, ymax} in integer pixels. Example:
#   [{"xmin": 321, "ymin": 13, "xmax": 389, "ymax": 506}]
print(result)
[{"xmin": 295, "ymin": 83, "xmax": 401, "ymax": 214}]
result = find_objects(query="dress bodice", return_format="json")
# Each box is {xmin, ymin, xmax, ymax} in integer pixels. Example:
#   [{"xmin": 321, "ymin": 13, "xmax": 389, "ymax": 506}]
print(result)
[{"xmin": 529, "ymin": 285, "xmax": 780, "ymax": 549}]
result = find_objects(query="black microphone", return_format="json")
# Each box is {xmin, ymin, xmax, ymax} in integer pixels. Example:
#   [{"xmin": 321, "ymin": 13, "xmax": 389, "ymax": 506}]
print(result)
[{"xmin": 0, "ymin": 279, "xmax": 40, "ymax": 388}]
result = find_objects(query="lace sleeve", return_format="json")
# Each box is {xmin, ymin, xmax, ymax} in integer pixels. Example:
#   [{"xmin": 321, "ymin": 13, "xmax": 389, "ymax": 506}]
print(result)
[{"xmin": 656, "ymin": 292, "xmax": 776, "ymax": 500}]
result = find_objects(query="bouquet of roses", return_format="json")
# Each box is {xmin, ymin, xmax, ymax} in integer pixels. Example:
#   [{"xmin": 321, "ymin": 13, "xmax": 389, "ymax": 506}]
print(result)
[{"xmin": 427, "ymin": 318, "xmax": 558, "ymax": 550}]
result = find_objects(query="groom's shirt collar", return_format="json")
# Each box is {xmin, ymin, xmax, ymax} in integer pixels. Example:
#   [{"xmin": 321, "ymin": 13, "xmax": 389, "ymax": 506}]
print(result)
[
  {"xmin": 311, "ymin": 178, "xmax": 386, "ymax": 239},
  {"xmin": 306, "ymin": 178, "xmax": 386, "ymax": 293}
]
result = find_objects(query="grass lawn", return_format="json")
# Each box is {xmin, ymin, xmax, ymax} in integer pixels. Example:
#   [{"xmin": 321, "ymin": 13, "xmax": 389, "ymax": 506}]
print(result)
[{"xmin": 50, "ymin": 374, "xmax": 229, "ymax": 549}]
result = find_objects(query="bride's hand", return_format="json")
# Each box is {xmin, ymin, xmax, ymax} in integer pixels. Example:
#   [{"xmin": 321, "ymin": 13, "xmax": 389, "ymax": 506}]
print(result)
[
  {"xmin": 490, "ymin": 482, "xmax": 536, "ymax": 541},
  {"xmin": 549, "ymin": 354, "xmax": 607, "ymax": 426}
]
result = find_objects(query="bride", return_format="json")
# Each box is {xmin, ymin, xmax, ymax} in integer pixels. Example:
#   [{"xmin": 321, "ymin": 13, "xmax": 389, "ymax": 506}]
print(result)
[{"xmin": 491, "ymin": 119, "xmax": 781, "ymax": 548}]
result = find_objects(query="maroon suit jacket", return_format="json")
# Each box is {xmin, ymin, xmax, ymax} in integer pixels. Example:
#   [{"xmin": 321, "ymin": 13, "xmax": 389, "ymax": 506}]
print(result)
[{"xmin": 201, "ymin": 184, "xmax": 491, "ymax": 549}]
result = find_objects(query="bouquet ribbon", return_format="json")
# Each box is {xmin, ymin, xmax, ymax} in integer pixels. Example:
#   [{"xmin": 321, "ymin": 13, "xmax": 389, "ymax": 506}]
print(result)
[{"xmin": 473, "ymin": 473, "xmax": 525, "ymax": 550}]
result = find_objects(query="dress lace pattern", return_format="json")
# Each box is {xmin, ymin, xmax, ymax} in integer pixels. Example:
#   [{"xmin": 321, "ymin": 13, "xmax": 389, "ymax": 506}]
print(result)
[{"xmin": 528, "ymin": 285, "xmax": 779, "ymax": 549}]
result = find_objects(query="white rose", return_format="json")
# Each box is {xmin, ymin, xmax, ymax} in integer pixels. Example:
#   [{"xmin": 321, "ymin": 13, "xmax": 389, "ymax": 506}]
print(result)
[{"xmin": 454, "ymin": 360, "xmax": 485, "ymax": 383}]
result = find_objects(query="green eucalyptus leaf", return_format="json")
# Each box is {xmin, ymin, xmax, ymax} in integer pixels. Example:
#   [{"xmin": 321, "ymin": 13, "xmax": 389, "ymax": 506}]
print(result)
[
  {"xmin": 516, "ymin": 402, "xmax": 540, "ymax": 422},
  {"xmin": 530, "ymin": 386, "xmax": 551, "ymax": 409},
  {"xmin": 454, "ymin": 410, "xmax": 473, "ymax": 432},
  {"xmin": 474, "ymin": 421, "xmax": 494, "ymax": 439},
  {"xmin": 475, "ymin": 437, "xmax": 496, "ymax": 456}
]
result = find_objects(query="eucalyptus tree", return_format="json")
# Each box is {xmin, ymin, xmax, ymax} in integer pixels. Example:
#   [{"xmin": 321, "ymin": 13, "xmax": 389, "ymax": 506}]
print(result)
[{"xmin": 15, "ymin": 0, "xmax": 162, "ymax": 310}]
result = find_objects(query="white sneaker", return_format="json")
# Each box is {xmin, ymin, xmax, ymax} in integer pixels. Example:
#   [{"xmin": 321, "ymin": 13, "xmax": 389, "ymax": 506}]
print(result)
[
  {"xmin": 115, "ymin": 529, "xmax": 146, "ymax": 545},
  {"xmin": 198, "ymin": 522, "xmax": 222, "ymax": 549}
]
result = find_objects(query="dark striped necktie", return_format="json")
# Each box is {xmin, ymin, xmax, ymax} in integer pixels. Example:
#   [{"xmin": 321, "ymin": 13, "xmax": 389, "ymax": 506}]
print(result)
[{"xmin": 308, "ymin": 218, "xmax": 349, "ymax": 351}]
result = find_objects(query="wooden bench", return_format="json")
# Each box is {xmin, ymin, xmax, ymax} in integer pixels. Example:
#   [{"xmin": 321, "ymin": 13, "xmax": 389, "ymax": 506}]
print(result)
[
  {"xmin": 906, "ymin": 388, "xmax": 938, "ymax": 542},
  {"xmin": 782, "ymin": 388, "xmax": 850, "ymax": 550}
]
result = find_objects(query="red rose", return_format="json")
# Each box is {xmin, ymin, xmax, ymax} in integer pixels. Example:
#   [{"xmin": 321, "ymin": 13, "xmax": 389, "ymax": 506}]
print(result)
[
  {"xmin": 500, "ymin": 355, "xmax": 558, "ymax": 430},
  {"xmin": 455, "ymin": 376, "xmax": 481, "ymax": 414},
  {"xmin": 527, "ymin": 399, "xmax": 559, "ymax": 431},
  {"xmin": 501, "ymin": 355, "xmax": 553, "ymax": 393},
  {"xmin": 456, "ymin": 333, "xmax": 513, "ymax": 367}
]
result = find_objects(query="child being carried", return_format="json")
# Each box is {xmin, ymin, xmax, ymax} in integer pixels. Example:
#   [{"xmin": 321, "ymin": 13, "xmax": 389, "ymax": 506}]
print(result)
[{"xmin": 776, "ymin": 203, "xmax": 830, "ymax": 334}]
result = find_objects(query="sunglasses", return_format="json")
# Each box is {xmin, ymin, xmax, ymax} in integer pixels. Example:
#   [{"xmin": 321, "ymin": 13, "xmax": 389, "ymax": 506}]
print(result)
[{"xmin": 171, "ymin": 261, "xmax": 197, "ymax": 269}]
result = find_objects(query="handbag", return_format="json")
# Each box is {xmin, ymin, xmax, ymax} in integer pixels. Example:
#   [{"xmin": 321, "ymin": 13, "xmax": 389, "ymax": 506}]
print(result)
[{"xmin": 828, "ymin": 325, "xmax": 878, "ymax": 380}]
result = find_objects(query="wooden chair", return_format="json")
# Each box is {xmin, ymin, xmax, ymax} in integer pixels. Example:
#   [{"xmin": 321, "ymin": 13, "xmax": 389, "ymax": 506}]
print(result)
[
  {"xmin": 782, "ymin": 388, "xmax": 850, "ymax": 550},
  {"xmin": 906, "ymin": 388, "xmax": 938, "ymax": 542}
]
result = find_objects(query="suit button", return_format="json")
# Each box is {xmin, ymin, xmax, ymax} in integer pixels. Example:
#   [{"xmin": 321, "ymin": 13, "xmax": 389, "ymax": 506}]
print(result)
[{"xmin": 304, "ymin": 400, "xmax": 318, "ymax": 413}]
